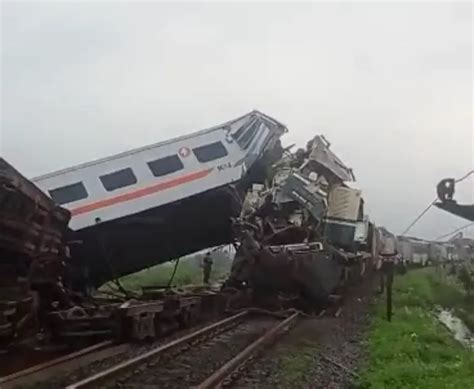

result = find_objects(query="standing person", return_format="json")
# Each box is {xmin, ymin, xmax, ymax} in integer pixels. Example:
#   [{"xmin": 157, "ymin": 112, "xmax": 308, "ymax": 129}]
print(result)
[{"xmin": 202, "ymin": 252, "xmax": 213, "ymax": 284}]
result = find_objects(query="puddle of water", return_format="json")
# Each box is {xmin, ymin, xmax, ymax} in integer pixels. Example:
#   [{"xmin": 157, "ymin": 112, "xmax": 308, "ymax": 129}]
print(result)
[{"xmin": 437, "ymin": 309, "xmax": 474, "ymax": 350}]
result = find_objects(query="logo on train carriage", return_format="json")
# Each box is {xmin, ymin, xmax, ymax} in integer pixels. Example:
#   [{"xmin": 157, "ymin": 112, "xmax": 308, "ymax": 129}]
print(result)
[{"xmin": 178, "ymin": 146, "xmax": 191, "ymax": 158}]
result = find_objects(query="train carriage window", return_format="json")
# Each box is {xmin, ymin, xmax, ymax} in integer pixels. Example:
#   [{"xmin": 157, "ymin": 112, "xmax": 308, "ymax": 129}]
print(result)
[
  {"xmin": 193, "ymin": 141, "xmax": 228, "ymax": 163},
  {"xmin": 238, "ymin": 121, "xmax": 260, "ymax": 150},
  {"xmin": 147, "ymin": 155, "xmax": 184, "ymax": 177},
  {"xmin": 49, "ymin": 182, "xmax": 88, "ymax": 205},
  {"xmin": 100, "ymin": 168, "xmax": 137, "ymax": 192},
  {"xmin": 231, "ymin": 123, "xmax": 247, "ymax": 142}
]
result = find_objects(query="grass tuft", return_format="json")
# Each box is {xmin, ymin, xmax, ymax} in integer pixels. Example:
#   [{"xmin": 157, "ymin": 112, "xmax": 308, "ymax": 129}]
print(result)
[{"xmin": 275, "ymin": 339, "xmax": 319, "ymax": 388}]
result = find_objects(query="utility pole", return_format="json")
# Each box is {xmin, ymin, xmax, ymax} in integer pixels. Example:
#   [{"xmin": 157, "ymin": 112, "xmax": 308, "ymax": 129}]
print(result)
[
  {"xmin": 381, "ymin": 256, "xmax": 395, "ymax": 322},
  {"xmin": 385, "ymin": 260, "xmax": 394, "ymax": 322}
]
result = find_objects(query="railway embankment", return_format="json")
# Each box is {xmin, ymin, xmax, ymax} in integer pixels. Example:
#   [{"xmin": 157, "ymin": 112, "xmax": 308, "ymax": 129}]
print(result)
[{"xmin": 358, "ymin": 268, "xmax": 474, "ymax": 388}]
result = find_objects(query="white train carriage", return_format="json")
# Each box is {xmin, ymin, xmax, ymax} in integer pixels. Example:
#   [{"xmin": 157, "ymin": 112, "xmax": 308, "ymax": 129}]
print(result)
[
  {"xmin": 32, "ymin": 111, "xmax": 287, "ymax": 286},
  {"xmin": 33, "ymin": 111, "xmax": 286, "ymax": 230},
  {"xmin": 396, "ymin": 236, "xmax": 431, "ymax": 266}
]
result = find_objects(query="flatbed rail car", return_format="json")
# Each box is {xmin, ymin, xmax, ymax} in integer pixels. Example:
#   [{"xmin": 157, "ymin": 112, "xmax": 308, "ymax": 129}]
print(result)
[{"xmin": 32, "ymin": 111, "xmax": 287, "ymax": 286}]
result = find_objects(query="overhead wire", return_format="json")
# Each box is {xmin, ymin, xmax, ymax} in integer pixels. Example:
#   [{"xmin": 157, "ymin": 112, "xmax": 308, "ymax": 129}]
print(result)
[
  {"xmin": 400, "ymin": 199, "xmax": 437, "ymax": 236},
  {"xmin": 454, "ymin": 170, "xmax": 474, "ymax": 183},
  {"xmin": 435, "ymin": 222, "xmax": 474, "ymax": 241}
]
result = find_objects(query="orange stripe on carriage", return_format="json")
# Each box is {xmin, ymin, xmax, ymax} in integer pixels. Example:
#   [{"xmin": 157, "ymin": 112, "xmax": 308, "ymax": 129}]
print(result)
[{"xmin": 70, "ymin": 168, "xmax": 213, "ymax": 216}]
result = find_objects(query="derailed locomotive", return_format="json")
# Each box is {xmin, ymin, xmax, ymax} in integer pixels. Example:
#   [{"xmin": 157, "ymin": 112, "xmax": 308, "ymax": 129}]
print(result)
[{"xmin": 224, "ymin": 136, "xmax": 390, "ymax": 308}]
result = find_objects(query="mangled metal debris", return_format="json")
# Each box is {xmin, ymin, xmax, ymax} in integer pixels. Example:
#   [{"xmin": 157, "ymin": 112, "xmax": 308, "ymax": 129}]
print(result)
[{"xmin": 225, "ymin": 134, "xmax": 377, "ymax": 309}]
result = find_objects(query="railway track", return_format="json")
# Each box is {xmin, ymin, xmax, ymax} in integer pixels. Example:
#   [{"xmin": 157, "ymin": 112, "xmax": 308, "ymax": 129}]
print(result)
[
  {"xmin": 0, "ymin": 317, "xmax": 232, "ymax": 388},
  {"xmin": 65, "ymin": 310, "xmax": 299, "ymax": 389},
  {"xmin": 0, "ymin": 341, "xmax": 130, "ymax": 389}
]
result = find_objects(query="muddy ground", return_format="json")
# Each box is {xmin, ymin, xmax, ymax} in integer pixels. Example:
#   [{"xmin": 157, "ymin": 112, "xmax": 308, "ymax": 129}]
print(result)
[{"xmin": 233, "ymin": 276, "xmax": 377, "ymax": 389}]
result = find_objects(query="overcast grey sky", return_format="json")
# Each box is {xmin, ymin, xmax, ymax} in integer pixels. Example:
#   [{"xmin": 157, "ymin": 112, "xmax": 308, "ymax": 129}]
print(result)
[{"xmin": 1, "ymin": 1, "xmax": 472, "ymax": 239}]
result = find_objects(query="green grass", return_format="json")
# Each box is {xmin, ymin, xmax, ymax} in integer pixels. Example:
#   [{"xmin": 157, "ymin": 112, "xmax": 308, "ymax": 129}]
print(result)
[
  {"xmin": 99, "ymin": 255, "xmax": 231, "ymax": 295},
  {"xmin": 276, "ymin": 339, "xmax": 319, "ymax": 387},
  {"xmin": 390, "ymin": 267, "xmax": 474, "ymax": 332},
  {"xmin": 358, "ymin": 268, "xmax": 474, "ymax": 389}
]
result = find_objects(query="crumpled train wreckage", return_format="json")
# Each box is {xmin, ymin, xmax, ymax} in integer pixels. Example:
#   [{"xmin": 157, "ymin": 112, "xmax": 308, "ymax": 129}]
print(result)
[
  {"xmin": 224, "ymin": 135, "xmax": 379, "ymax": 309},
  {"xmin": 0, "ymin": 111, "xmax": 386, "ymax": 351}
]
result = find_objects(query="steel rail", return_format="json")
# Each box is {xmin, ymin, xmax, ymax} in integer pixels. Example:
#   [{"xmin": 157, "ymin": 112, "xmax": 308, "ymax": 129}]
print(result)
[
  {"xmin": 66, "ymin": 311, "xmax": 249, "ymax": 389},
  {"xmin": 196, "ymin": 311, "xmax": 300, "ymax": 389},
  {"xmin": 0, "ymin": 340, "xmax": 129, "ymax": 389}
]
